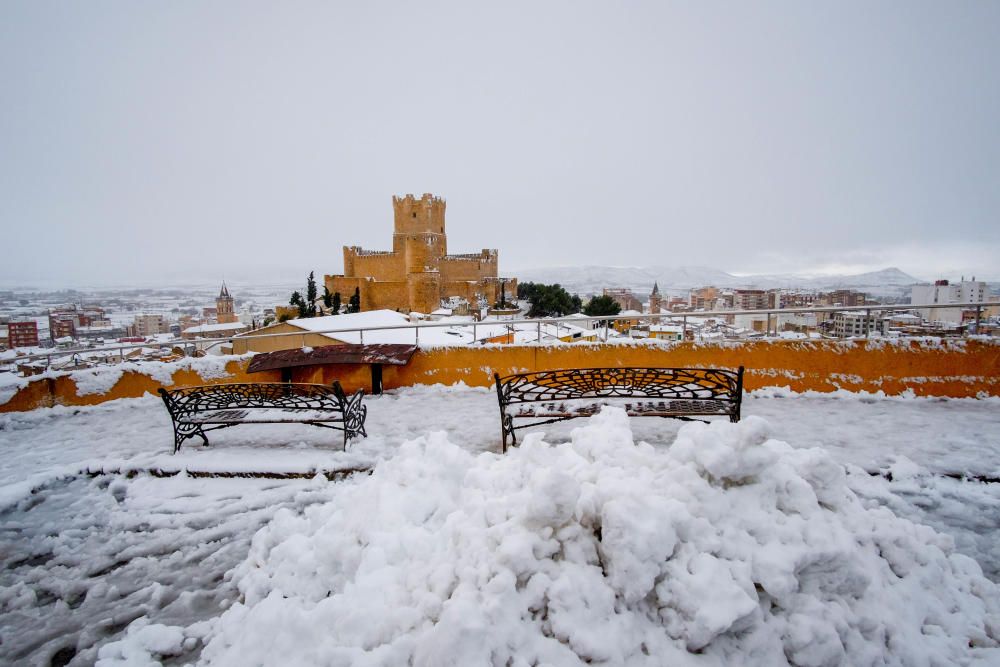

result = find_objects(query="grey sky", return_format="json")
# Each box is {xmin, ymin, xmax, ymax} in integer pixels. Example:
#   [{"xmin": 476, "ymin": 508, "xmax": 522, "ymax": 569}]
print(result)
[{"xmin": 2, "ymin": 1, "xmax": 998, "ymax": 287}]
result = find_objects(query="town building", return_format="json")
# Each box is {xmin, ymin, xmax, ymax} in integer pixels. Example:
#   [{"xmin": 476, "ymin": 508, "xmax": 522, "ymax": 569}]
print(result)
[
  {"xmin": 216, "ymin": 283, "xmax": 238, "ymax": 324},
  {"xmin": 50, "ymin": 317, "xmax": 76, "ymax": 341},
  {"xmin": 733, "ymin": 289, "xmax": 771, "ymax": 311},
  {"xmin": 8, "ymin": 320, "xmax": 39, "ymax": 348},
  {"xmin": 181, "ymin": 321, "xmax": 248, "ymax": 340},
  {"xmin": 819, "ymin": 289, "xmax": 867, "ymax": 308},
  {"xmin": 325, "ymin": 194, "xmax": 516, "ymax": 315},
  {"xmin": 127, "ymin": 314, "xmax": 169, "ymax": 337},
  {"xmin": 47, "ymin": 305, "xmax": 109, "ymax": 342},
  {"xmin": 911, "ymin": 279, "xmax": 989, "ymax": 324},
  {"xmin": 648, "ymin": 324, "xmax": 684, "ymax": 341},
  {"xmin": 832, "ymin": 311, "xmax": 885, "ymax": 338},
  {"xmin": 649, "ymin": 283, "xmax": 662, "ymax": 315},
  {"xmin": 603, "ymin": 288, "xmax": 643, "ymax": 312},
  {"xmin": 774, "ymin": 290, "xmax": 818, "ymax": 309},
  {"xmin": 689, "ymin": 287, "xmax": 718, "ymax": 310}
]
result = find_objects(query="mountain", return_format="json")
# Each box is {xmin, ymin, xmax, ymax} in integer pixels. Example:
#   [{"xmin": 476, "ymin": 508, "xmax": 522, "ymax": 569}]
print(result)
[{"xmin": 514, "ymin": 265, "xmax": 924, "ymax": 298}]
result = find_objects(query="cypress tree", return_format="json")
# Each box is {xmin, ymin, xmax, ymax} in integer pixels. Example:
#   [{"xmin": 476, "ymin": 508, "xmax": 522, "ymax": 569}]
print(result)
[
  {"xmin": 348, "ymin": 287, "xmax": 361, "ymax": 313},
  {"xmin": 305, "ymin": 272, "xmax": 318, "ymax": 318},
  {"xmin": 331, "ymin": 292, "xmax": 341, "ymax": 315}
]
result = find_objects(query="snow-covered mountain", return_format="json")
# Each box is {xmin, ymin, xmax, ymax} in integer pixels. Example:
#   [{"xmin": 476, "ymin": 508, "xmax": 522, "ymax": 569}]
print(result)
[{"xmin": 514, "ymin": 265, "xmax": 924, "ymax": 298}]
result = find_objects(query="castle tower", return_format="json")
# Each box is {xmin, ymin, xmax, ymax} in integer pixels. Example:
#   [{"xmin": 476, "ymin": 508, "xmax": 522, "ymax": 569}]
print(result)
[
  {"xmin": 393, "ymin": 194, "xmax": 447, "ymax": 313},
  {"xmin": 217, "ymin": 282, "xmax": 238, "ymax": 324},
  {"xmin": 649, "ymin": 282, "xmax": 662, "ymax": 316},
  {"xmin": 392, "ymin": 193, "xmax": 446, "ymax": 257}
]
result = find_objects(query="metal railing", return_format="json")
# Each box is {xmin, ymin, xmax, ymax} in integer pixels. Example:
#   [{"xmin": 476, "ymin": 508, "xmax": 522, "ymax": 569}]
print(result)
[{"xmin": 3, "ymin": 301, "xmax": 994, "ymax": 372}]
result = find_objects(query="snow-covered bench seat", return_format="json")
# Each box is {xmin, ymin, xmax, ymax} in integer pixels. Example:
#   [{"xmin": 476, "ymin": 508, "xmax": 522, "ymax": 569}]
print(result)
[
  {"xmin": 494, "ymin": 367, "xmax": 743, "ymax": 451},
  {"xmin": 158, "ymin": 382, "xmax": 367, "ymax": 453}
]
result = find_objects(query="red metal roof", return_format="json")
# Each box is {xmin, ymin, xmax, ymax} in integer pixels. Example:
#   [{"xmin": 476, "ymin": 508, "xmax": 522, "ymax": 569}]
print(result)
[{"xmin": 247, "ymin": 344, "xmax": 417, "ymax": 373}]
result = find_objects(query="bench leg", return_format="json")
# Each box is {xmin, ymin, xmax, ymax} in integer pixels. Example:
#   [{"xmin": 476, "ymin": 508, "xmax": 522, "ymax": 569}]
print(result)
[
  {"xmin": 500, "ymin": 414, "xmax": 516, "ymax": 453},
  {"xmin": 173, "ymin": 423, "xmax": 209, "ymax": 454},
  {"xmin": 342, "ymin": 404, "xmax": 368, "ymax": 450}
]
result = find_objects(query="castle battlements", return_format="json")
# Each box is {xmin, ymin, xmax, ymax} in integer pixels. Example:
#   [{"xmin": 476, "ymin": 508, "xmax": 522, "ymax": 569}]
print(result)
[
  {"xmin": 445, "ymin": 251, "xmax": 497, "ymax": 262},
  {"xmin": 348, "ymin": 247, "xmax": 395, "ymax": 257}
]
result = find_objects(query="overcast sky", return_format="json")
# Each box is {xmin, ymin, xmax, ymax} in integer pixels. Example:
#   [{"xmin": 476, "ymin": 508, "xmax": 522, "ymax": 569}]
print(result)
[{"xmin": 2, "ymin": 1, "xmax": 998, "ymax": 287}]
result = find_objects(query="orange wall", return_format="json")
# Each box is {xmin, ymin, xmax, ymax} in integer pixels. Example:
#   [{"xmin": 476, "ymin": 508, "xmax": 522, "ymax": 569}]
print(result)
[
  {"xmin": 2, "ymin": 339, "xmax": 998, "ymax": 412},
  {"xmin": 0, "ymin": 360, "xmax": 281, "ymax": 412},
  {"xmin": 295, "ymin": 339, "xmax": 1000, "ymax": 398}
]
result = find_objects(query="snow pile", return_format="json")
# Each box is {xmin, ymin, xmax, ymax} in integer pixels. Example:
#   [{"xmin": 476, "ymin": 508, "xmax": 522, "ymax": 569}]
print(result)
[
  {"xmin": 108, "ymin": 409, "xmax": 1000, "ymax": 666},
  {"xmin": 71, "ymin": 354, "xmax": 249, "ymax": 396}
]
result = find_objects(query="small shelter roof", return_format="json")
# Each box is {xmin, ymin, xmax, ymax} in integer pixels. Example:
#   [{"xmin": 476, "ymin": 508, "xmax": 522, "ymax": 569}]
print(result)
[{"xmin": 247, "ymin": 344, "xmax": 417, "ymax": 373}]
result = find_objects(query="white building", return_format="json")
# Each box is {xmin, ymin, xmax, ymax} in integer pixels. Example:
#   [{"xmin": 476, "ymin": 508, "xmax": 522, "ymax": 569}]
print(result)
[
  {"xmin": 129, "ymin": 314, "xmax": 169, "ymax": 337},
  {"xmin": 911, "ymin": 279, "xmax": 988, "ymax": 324},
  {"xmin": 832, "ymin": 312, "xmax": 884, "ymax": 338}
]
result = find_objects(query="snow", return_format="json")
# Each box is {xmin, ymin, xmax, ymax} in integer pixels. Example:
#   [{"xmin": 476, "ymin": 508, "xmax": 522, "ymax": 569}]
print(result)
[
  {"xmin": 119, "ymin": 410, "xmax": 1000, "ymax": 665},
  {"xmin": 283, "ymin": 310, "xmax": 476, "ymax": 346},
  {"xmin": 1, "ymin": 353, "xmax": 253, "ymax": 403},
  {"xmin": 181, "ymin": 322, "xmax": 249, "ymax": 335},
  {"xmin": 2, "ymin": 386, "xmax": 1000, "ymax": 664}
]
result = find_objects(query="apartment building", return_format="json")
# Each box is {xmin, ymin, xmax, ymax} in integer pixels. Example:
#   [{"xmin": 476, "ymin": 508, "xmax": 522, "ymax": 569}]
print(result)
[{"xmin": 8, "ymin": 320, "xmax": 39, "ymax": 348}]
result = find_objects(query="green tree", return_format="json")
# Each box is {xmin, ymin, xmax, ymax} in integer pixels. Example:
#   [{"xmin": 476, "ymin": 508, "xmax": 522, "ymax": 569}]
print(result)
[
  {"xmin": 331, "ymin": 291, "xmax": 341, "ymax": 315},
  {"xmin": 584, "ymin": 295, "xmax": 621, "ymax": 317},
  {"xmin": 348, "ymin": 287, "xmax": 361, "ymax": 313},
  {"xmin": 583, "ymin": 294, "xmax": 621, "ymax": 327},
  {"xmin": 521, "ymin": 282, "xmax": 578, "ymax": 318},
  {"xmin": 304, "ymin": 272, "xmax": 318, "ymax": 318},
  {"xmin": 289, "ymin": 290, "xmax": 305, "ymax": 317},
  {"xmin": 322, "ymin": 286, "xmax": 333, "ymax": 309}
]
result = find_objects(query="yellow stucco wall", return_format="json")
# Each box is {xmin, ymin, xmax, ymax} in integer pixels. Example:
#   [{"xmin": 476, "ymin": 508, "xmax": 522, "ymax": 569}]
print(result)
[
  {"xmin": 2, "ymin": 339, "xmax": 998, "ymax": 413},
  {"xmin": 231, "ymin": 322, "xmax": 347, "ymax": 354},
  {"xmin": 0, "ymin": 360, "xmax": 283, "ymax": 412}
]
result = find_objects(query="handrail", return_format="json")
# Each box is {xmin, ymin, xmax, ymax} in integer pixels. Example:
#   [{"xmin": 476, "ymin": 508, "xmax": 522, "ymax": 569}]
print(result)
[{"xmin": 3, "ymin": 301, "xmax": 993, "ymax": 368}]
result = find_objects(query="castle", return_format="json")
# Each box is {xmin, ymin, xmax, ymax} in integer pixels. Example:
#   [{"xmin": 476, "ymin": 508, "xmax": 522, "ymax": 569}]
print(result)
[{"xmin": 325, "ymin": 194, "xmax": 516, "ymax": 314}]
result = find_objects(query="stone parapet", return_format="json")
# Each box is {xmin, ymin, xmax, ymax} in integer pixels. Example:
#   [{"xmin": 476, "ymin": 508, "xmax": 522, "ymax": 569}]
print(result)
[{"xmin": 2, "ymin": 339, "xmax": 998, "ymax": 413}]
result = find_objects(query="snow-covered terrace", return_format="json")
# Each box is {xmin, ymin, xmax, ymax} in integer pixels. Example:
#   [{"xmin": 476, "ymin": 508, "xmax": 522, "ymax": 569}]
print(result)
[{"xmin": 2, "ymin": 385, "xmax": 999, "ymax": 665}]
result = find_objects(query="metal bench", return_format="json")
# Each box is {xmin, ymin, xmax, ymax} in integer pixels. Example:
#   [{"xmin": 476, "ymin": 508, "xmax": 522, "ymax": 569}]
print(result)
[
  {"xmin": 158, "ymin": 382, "xmax": 367, "ymax": 453},
  {"xmin": 494, "ymin": 367, "xmax": 743, "ymax": 451}
]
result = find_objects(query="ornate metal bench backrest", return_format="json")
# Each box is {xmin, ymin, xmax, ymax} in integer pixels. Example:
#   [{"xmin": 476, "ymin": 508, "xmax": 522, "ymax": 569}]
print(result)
[
  {"xmin": 494, "ymin": 367, "xmax": 744, "ymax": 451},
  {"xmin": 497, "ymin": 367, "xmax": 742, "ymax": 404},
  {"xmin": 159, "ymin": 382, "xmax": 347, "ymax": 419},
  {"xmin": 157, "ymin": 382, "xmax": 367, "ymax": 453}
]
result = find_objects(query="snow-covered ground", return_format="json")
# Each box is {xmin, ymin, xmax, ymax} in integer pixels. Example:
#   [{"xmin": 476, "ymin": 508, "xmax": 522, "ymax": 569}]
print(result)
[{"xmin": 2, "ymin": 386, "xmax": 999, "ymax": 665}]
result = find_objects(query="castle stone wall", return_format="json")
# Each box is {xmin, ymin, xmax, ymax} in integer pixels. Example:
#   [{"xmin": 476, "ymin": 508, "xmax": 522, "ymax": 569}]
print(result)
[{"xmin": 324, "ymin": 194, "xmax": 511, "ymax": 313}]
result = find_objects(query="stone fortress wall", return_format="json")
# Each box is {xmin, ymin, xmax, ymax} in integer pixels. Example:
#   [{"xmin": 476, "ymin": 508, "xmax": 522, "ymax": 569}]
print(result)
[{"xmin": 325, "ymin": 194, "xmax": 515, "ymax": 314}]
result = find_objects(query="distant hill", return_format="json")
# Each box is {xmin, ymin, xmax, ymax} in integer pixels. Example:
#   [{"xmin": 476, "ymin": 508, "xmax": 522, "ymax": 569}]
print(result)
[{"xmin": 514, "ymin": 265, "xmax": 924, "ymax": 298}]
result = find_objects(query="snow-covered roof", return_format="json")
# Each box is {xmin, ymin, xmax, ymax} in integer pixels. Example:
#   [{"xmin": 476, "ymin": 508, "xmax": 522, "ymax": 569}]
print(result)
[
  {"xmin": 183, "ymin": 322, "xmax": 249, "ymax": 334},
  {"xmin": 286, "ymin": 310, "xmax": 474, "ymax": 346}
]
